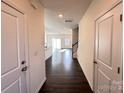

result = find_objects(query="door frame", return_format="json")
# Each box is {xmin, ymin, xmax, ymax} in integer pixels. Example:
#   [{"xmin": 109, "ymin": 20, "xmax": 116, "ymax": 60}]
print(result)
[
  {"xmin": 2, "ymin": 0, "xmax": 30, "ymax": 93},
  {"xmin": 93, "ymin": 0, "xmax": 123, "ymax": 92}
]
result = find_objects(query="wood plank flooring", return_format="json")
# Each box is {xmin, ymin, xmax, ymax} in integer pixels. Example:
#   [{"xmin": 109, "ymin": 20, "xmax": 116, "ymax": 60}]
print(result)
[{"xmin": 39, "ymin": 49, "xmax": 93, "ymax": 93}]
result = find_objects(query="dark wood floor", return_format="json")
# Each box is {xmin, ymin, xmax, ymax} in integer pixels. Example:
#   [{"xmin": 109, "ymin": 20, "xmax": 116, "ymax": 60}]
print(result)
[{"xmin": 39, "ymin": 49, "xmax": 93, "ymax": 93}]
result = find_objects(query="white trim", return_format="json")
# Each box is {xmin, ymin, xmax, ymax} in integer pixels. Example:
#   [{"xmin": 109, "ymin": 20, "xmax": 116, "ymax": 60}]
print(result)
[
  {"xmin": 77, "ymin": 59, "xmax": 93, "ymax": 91},
  {"xmin": 95, "ymin": 0, "xmax": 122, "ymax": 21},
  {"xmin": 35, "ymin": 77, "xmax": 46, "ymax": 93},
  {"xmin": 1, "ymin": 1, "xmax": 30, "ymax": 93},
  {"xmin": 2, "ymin": 0, "xmax": 25, "ymax": 14},
  {"xmin": 24, "ymin": 14, "xmax": 30, "ymax": 93}
]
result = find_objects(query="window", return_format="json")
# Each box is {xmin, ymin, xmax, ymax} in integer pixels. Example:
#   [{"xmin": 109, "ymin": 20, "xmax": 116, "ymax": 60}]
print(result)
[{"xmin": 65, "ymin": 38, "xmax": 71, "ymax": 46}]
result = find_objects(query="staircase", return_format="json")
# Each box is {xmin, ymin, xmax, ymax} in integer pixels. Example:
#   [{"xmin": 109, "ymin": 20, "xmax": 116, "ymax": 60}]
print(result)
[{"xmin": 72, "ymin": 41, "xmax": 78, "ymax": 59}]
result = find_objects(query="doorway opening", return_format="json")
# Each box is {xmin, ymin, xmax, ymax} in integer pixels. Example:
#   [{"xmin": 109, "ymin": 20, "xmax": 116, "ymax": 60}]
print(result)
[{"xmin": 52, "ymin": 38, "xmax": 61, "ymax": 52}]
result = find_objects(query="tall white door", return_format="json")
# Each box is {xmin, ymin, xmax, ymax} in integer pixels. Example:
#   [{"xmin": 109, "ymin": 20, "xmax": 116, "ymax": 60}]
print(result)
[
  {"xmin": 94, "ymin": 3, "xmax": 122, "ymax": 93},
  {"xmin": 1, "ymin": 2, "xmax": 27, "ymax": 93}
]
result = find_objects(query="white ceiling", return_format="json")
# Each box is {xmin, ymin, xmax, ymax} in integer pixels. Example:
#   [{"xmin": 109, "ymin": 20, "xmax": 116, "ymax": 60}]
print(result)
[{"xmin": 40, "ymin": 0, "xmax": 92, "ymax": 34}]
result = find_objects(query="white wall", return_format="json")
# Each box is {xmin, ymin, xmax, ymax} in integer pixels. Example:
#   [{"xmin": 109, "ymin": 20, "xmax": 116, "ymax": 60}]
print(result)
[
  {"xmin": 78, "ymin": 0, "xmax": 121, "ymax": 90},
  {"xmin": 45, "ymin": 33, "xmax": 52, "ymax": 60},
  {"xmin": 45, "ymin": 33, "xmax": 72, "ymax": 60},
  {"xmin": 7, "ymin": 0, "xmax": 46, "ymax": 93},
  {"xmin": 45, "ymin": 48, "xmax": 52, "ymax": 60},
  {"xmin": 72, "ymin": 27, "xmax": 78, "ymax": 44}
]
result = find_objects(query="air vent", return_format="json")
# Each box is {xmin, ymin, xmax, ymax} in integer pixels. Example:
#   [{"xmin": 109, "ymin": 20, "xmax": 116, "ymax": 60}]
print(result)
[{"xmin": 65, "ymin": 19, "xmax": 73, "ymax": 23}]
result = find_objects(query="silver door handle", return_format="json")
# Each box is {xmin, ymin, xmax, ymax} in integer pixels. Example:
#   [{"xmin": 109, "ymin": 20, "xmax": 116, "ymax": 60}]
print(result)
[
  {"xmin": 21, "ymin": 66, "xmax": 28, "ymax": 72},
  {"xmin": 21, "ymin": 61, "xmax": 26, "ymax": 65}
]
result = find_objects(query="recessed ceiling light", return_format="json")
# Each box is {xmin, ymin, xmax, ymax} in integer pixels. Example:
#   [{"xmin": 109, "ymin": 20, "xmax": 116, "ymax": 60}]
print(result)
[{"xmin": 58, "ymin": 14, "xmax": 63, "ymax": 18}]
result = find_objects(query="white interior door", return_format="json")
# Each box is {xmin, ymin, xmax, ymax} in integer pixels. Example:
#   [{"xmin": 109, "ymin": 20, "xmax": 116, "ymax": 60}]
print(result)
[
  {"xmin": 1, "ymin": 2, "xmax": 27, "ymax": 93},
  {"xmin": 94, "ymin": 3, "xmax": 122, "ymax": 93}
]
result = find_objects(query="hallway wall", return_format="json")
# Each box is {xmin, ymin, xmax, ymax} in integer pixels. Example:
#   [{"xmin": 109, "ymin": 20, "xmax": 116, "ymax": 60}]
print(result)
[
  {"xmin": 6, "ymin": 0, "xmax": 46, "ymax": 93},
  {"xmin": 72, "ymin": 27, "xmax": 78, "ymax": 44},
  {"xmin": 77, "ymin": 0, "xmax": 121, "ymax": 90}
]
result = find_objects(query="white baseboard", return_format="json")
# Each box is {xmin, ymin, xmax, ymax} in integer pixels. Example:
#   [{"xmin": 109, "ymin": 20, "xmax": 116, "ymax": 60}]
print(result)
[
  {"xmin": 76, "ymin": 58, "xmax": 93, "ymax": 91},
  {"xmin": 35, "ymin": 77, "xmax": 46, "ymax": 93}
]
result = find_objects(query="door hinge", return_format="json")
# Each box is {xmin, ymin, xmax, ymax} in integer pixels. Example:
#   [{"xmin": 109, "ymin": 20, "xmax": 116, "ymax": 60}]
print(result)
[
  {"xmin": 120, "ymin": 14, "xmax": 122, "ymax": 22},
  {"xmin": 117, "ymin": 67, "xmax": 120, "ymax": 74}
]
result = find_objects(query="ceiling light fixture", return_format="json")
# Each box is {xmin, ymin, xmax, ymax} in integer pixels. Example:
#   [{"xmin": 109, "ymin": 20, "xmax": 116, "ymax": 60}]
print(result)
[{"xmin": 58, "ymin": 14, "xmax": 63, "ymax": 18}]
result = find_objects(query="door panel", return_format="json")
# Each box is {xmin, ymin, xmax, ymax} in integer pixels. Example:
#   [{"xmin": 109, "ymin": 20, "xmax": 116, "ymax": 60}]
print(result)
[
  {"xmin": 2, "ymin": 9, "xmax": 19, "ymax": 75},
  {"xmin": 97, "ymin": 69, "xmax": 111, "ymax": 93},
  {"xmin": 95, "ymin": 3, "xmax": 122, "ymax": 93},
  {"xmin": 2, "ymin": 80, "xmax": 20, "ymax": 93},
  {"xmin": 1, "ymin": 2, "xmax": 27, "ymax": 93},
  {"xmin": 98, "ymin": 16, "xmax": 113, "ymax": 67}
]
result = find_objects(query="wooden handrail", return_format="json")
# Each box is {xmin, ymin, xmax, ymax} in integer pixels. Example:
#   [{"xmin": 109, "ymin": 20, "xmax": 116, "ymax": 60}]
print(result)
[{"xmin": 72, "ymin": 41, "xmax": 78, "ymax": 47}]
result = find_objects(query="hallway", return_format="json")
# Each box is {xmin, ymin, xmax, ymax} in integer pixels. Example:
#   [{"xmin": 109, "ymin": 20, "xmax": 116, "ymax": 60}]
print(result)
[
  {"xmin": 1, "ymin": 0, "xmax": 123, "ymax": 93},
  {"xmin": 39, "ymin": 49, "xmax": 93, "ymax": 93}
]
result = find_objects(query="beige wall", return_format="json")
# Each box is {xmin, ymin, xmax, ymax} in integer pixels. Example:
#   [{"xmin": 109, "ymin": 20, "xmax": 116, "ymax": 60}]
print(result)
[
  {"xmin": 78, "ymin": 0, "xmax": 121, "ymax": 90},
  {"xmin": 7, "ymin": 0, "xmax": 46, "ymax": 93}
]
